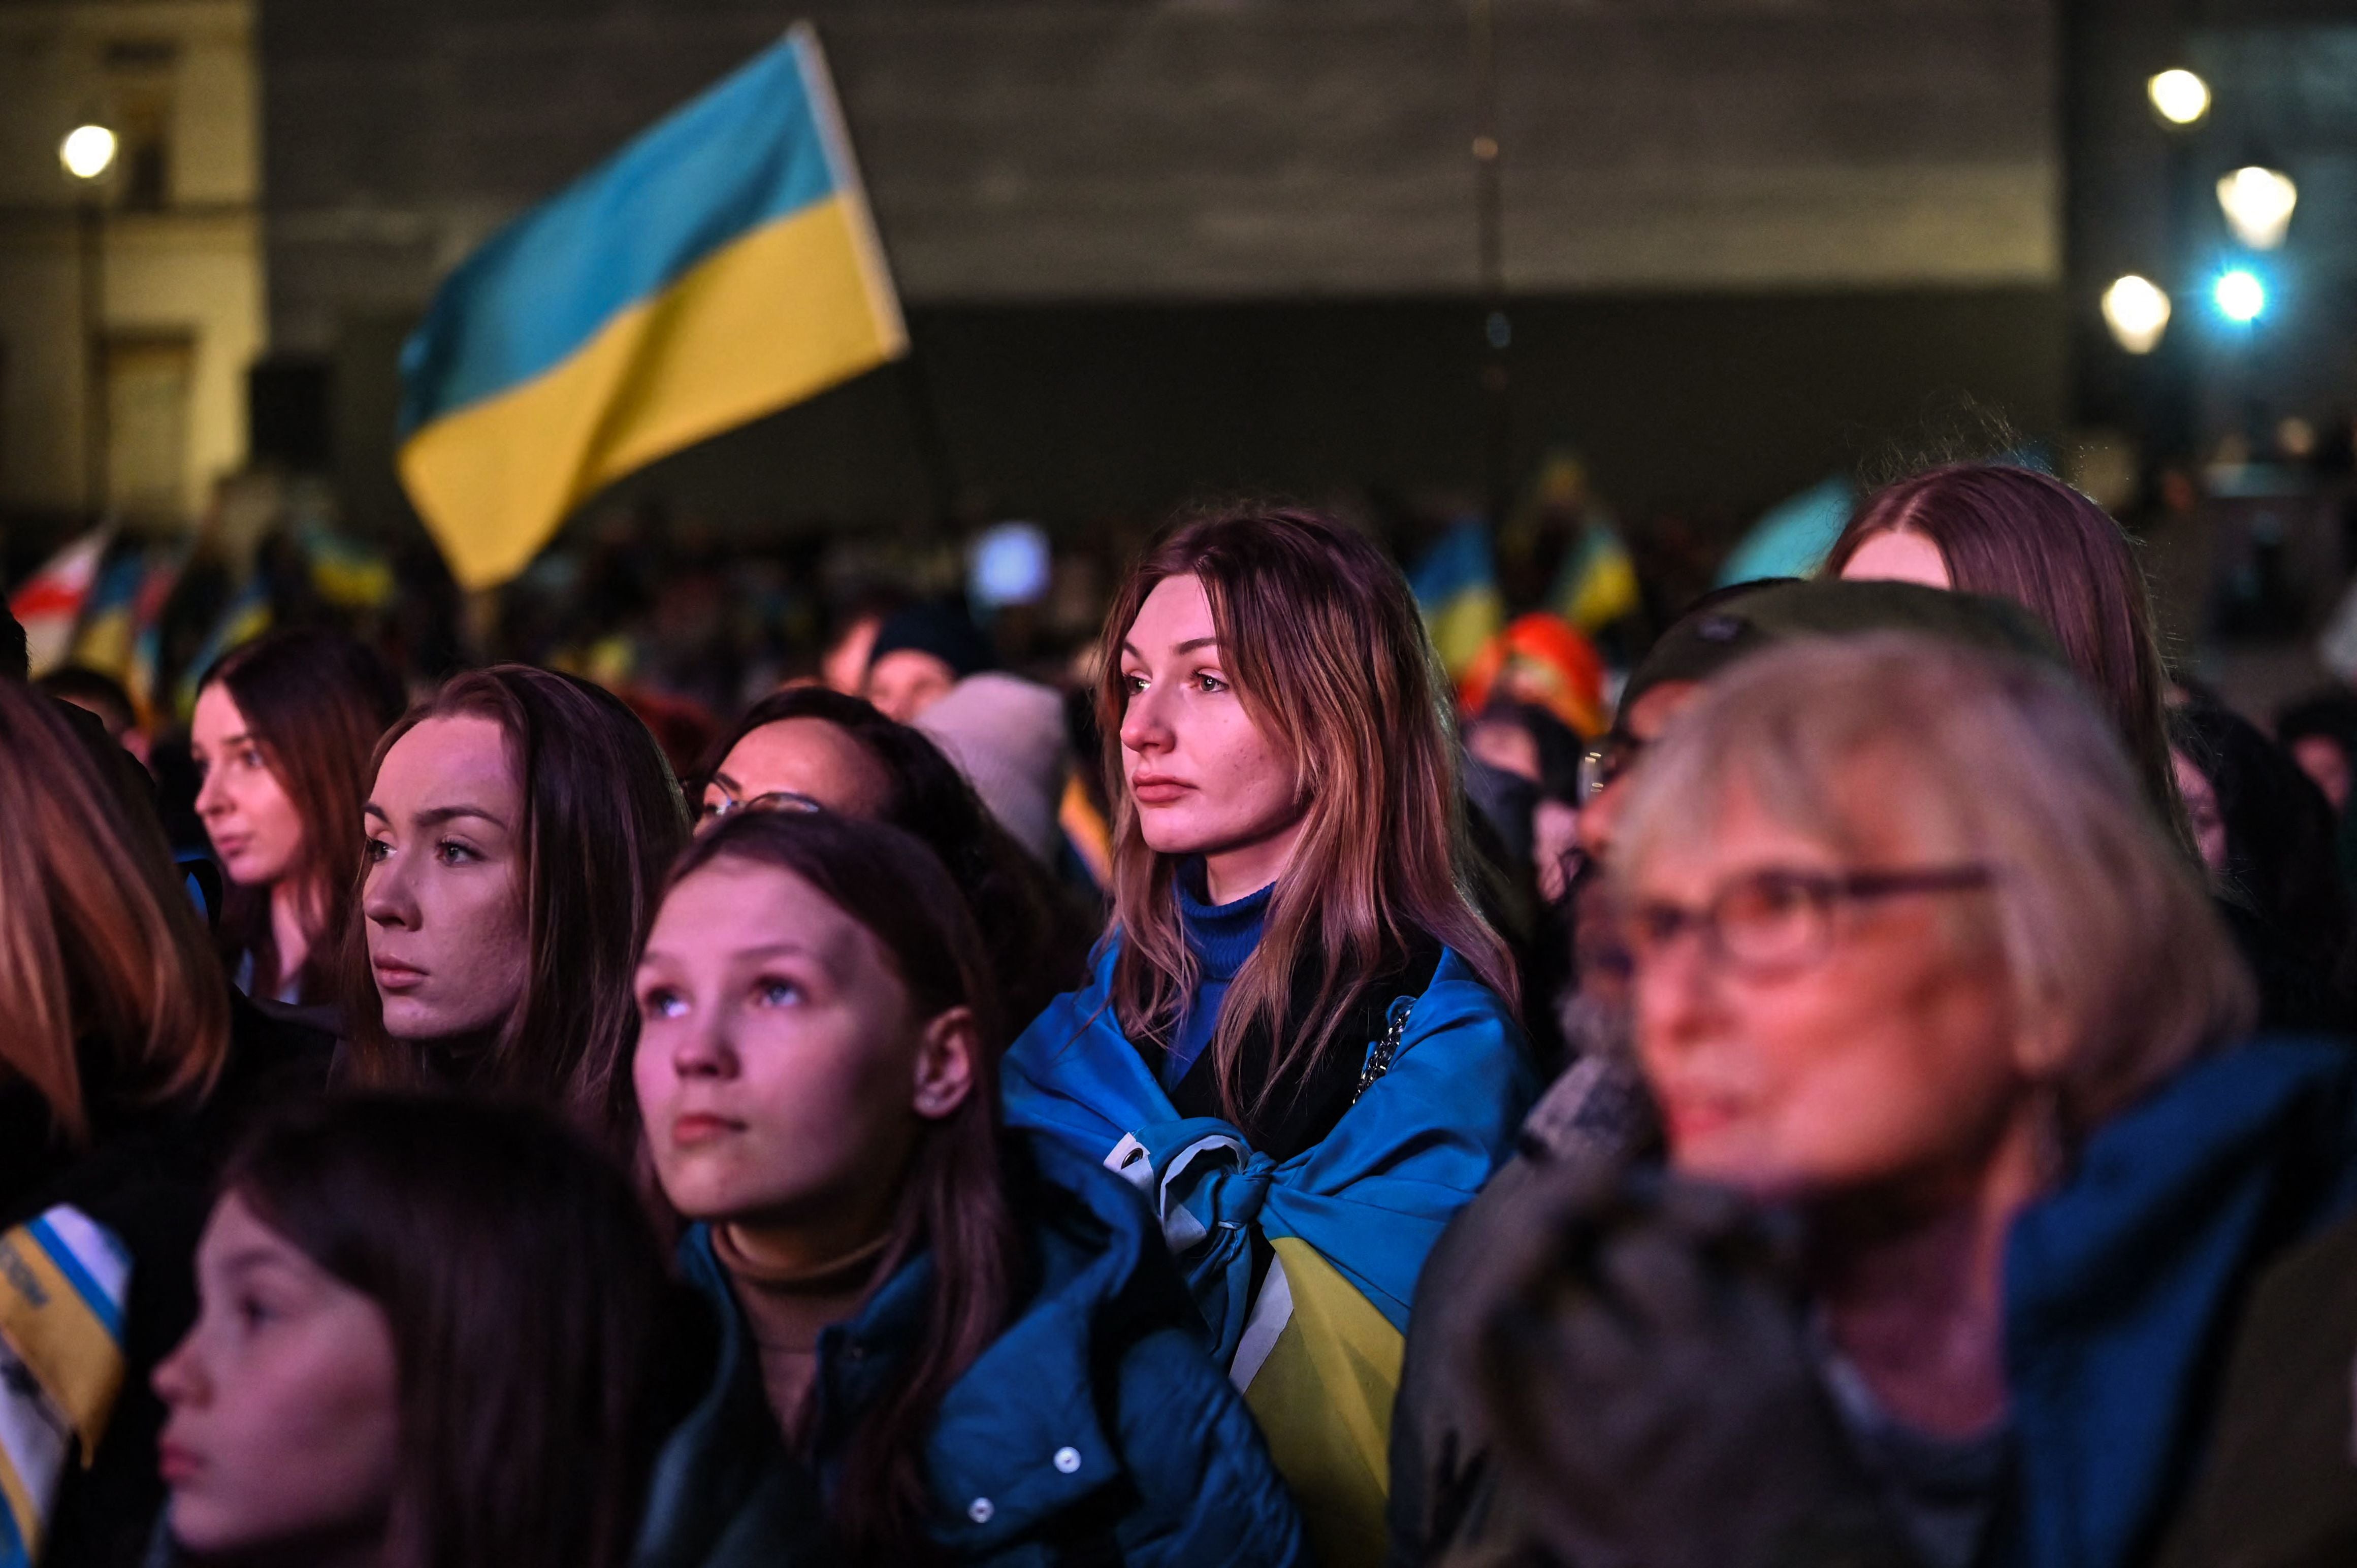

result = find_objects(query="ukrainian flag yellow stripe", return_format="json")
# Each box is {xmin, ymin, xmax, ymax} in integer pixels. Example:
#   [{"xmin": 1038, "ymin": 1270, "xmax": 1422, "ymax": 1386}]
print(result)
[
  {"xmin": 0, "ymin": 1232, "xmax": 125, "ymax": 1457},
  {"xmin": 398, "ymin": 194, "xmax": 907, "ymax": 591},
  {"xmin": 1243, "ymin": 1236, "xmax": 1405, "ymax": 1568}
]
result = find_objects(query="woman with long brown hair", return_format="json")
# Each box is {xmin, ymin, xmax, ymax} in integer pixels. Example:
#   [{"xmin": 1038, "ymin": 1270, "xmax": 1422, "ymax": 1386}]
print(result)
[
  {"xmin": 344, "ymin": 665, "xmax": 688, "ymax": 1151},
  {"xmin": 1002, "ymin": 506, "xmax": 1539, "ymax": 1563},
  {"xmin": 191, "ymin": 629, "xmax": 405, "ymax": 1007},
  {"xmin": 0, "ymin": 679, "xmax": 327, "ymax": 1566},
  {"xmin": 1825, "ymin": 462, "xmax": 2187, "ymax": 846},
  {"xmin": 630, "ymin": 810, "xmax": 1304, "ymax": 1567}
]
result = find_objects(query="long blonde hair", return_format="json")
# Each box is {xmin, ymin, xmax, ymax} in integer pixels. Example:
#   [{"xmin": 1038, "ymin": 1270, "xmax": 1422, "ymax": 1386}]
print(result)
[
  {"xmin": 0, "ymin": 682, "xmax": 229, "ymax": 1142},
  {"xmin": 1096, "ymin": 507, "xmax": 1516, "ymax": 1134}
]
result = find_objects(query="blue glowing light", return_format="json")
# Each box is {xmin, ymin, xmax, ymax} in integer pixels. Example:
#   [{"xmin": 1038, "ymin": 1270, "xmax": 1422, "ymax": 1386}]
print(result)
[{"xmin": 2214, "ymin": 269, "xmax": 2266, "ymax": 323}]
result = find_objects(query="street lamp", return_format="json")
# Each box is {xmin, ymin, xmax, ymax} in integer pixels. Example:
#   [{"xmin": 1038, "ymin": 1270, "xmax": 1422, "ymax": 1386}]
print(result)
[
  {"xmin": 58, "ymin": 123, "xmax": 117, "ymax": 181},
  {"xmin": 59, "ymin": 121, "xmax": 116, "ymax": 515},
  {"xmin": 2216, "ymin": 166, "xmax": 2297, "ymax": 250},
  {"xmin": 2102, "ymin": 275, "xmax": 2172, "ymax": 353},
  {"xmin": 2147, "ymin": 70, "xmax": 2211, "ymax": 127},
  {"xmin": 2214, "ymin": 269, "xmax": 2266, "ymax": 324}
]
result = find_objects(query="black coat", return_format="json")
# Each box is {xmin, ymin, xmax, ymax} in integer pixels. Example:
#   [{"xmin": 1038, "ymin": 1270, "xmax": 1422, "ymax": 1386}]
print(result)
[{"xmin": 4, "ymin": 995, "xmax": 333, "ymax": 1568}]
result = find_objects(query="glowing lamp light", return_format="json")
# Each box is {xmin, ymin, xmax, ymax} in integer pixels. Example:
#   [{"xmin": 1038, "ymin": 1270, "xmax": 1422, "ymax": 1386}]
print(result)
[
  {"xmin": 2147, "ymin": 70, "xmax": 2211, "ymax": 126},
  {"xmin": 2214, "ymin": 269, "xmax": 2266, "ymax": 324},
  {"xmin": 58, "ymin": 123, "xmax": 117, "ymax": 181},
  {"xmin": 2216, "ymin": 167, "xmax": 2297, "ymax": 250},
  {"xmin": 2101, "ymin": 275, "xmax": 2172, "ymax": 354}
]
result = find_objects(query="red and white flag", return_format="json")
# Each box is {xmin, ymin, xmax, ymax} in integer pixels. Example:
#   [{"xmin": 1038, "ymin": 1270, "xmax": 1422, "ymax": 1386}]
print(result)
[{"xmin": 8, "ymin": 529, "xmax": 112, "ymax": 677}]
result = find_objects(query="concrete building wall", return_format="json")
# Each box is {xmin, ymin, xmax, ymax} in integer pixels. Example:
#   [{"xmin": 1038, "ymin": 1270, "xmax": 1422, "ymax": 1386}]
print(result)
[
  {"xmin": 0, "ymin": 0, "xmax": 264, "ymax": 524},
  {"xmin": 260, "ymin": 0, "xmax": 2059, "ymax": 347},
  {"xmin": 256, "ymin": 0, "xmax": 2067, "ymax": 533}
]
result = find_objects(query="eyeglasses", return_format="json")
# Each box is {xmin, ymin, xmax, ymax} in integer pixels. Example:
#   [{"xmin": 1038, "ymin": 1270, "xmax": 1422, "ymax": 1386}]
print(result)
[
  {"xmin": 1577, "ymin": 733, "xmax": 1644, "ymax": 804},
  {"xmin": 697, "ymin": 787, "xmax": 826, "ymax": 824},
  {"xmin": 1617, "ymin": 864, "xmax": 1994, "ymax": 977}
]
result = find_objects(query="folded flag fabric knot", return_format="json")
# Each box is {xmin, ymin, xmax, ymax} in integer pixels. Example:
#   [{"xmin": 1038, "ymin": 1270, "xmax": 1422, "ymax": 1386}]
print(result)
[{"xmin": 0, "ymin": 1206, "xmax": 133, "ymax": 1567}]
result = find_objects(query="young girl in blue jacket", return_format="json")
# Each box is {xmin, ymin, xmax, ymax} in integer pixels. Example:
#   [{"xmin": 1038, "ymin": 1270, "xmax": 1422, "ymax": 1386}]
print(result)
[
  {"xmin": 1002, "ymin": 507, "xmax": 1540, "ymax": 1563},
  {"xmin": 629, "ymin": 809, "xmax": 1306, "ymax": 1568}
]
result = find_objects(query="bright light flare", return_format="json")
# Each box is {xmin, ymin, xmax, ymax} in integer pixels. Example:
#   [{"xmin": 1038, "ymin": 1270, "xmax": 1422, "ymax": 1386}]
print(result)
[
  {"xmin": 2217, "ymin": 166, "xmax": 2298, "ymax": 250},
  {"xmin": 2147, "ymin": 70, "xmax": 2211, "ymax": 126},
  {"xmin": 2101, "ymin": 275, "xmax": 2171, "ymax": 353},
  {"xmin": 58, "ymin": 123, "xmax": 117, "ymax": 180},
  {"xmin": 2214, "ymin": 269, "xmax": 2266, "ymax": 324}
]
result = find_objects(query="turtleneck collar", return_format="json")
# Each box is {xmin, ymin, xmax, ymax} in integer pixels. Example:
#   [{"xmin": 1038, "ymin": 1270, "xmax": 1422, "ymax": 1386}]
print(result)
[{"xmin": 1175, "ymin": 859, "xmax": 1274, "ymax": 982}]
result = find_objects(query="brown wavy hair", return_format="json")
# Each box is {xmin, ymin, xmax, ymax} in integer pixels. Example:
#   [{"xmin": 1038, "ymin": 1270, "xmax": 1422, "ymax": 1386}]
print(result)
[
  {"xmin": 1095, "ymin": 506, "xmax": 1517, "ymax": 1135},
  {"xmin": 200, "ymin": 629, "xmax": 405, "ymax": 1002},
  {"xmin": 1823, "ymin": 462, "xmax": 2190, "ymax": 852},
  {"xmin": 343, "ymin": 667, "xmax": 689, "ymax": 1152},
  {"xmin": 0, "ymin": 681, "xmax": 229, "ymax": 1141},
  {"xmin": 659, "ymin": 811, "xmax": 1023, "ymax": 1564}
]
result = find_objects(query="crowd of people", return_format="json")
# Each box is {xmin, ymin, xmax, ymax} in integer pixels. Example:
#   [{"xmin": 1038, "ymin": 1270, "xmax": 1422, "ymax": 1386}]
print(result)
[{"xmin": 9, "ymin": 466, "xmax": 2357, "ymax": 1568}]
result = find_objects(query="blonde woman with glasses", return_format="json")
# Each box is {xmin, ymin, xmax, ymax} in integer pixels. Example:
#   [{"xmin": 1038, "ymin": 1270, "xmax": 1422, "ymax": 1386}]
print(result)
[{"xmin": 1471, "ymin": 634, "xmax": 2357, "ymax": 1568}]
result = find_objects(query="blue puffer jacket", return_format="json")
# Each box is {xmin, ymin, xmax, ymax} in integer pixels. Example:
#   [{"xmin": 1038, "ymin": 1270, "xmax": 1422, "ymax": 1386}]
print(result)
[
  {"xmin": 632, "ymin": 1132, "xmax": 1310, "ymax": 1568},
  {"xmin": 1998, "ymin": 1035, "xmax": 2357, "ymax": 1568}
]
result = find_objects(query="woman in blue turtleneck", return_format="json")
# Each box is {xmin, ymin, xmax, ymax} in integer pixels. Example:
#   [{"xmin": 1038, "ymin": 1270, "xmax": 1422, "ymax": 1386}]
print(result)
[
  {"xmin": 1161, "ymin": 864, "xmax": 1268, "ymax": 1086},
  {"xmin": 1003, "ymin": 510, "xmax": 1536, "ymax": 1565}
]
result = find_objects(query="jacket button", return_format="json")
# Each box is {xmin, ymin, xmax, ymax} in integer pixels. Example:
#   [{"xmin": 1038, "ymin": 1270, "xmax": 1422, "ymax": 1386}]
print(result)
[
  {"xmin": 967, "ymin": 1498, "xmax": 994, "ymax": 1524},
  {"xmin": 1054, "ymin": 1447, "xmax": 1082, "ymax": 1474}
]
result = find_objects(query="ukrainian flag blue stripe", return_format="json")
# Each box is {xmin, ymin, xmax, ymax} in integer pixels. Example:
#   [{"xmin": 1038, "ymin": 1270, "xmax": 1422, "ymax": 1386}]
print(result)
[
  {"xmin": 399, "ymin": 32, "xmax": 842, "ymax": 432},
  {"xmin": 23, "ymin": 1219, "xmax": 120, "ymax": 1341},
  {"xmin": 0, "ymin": 1478, "xmax": 27, "ymax": 1568}
]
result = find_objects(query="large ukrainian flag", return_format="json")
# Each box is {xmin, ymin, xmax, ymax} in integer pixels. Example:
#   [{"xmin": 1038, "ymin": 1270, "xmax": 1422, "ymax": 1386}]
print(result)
[{"xmin": 397, "ymin": 24, "xmax": 906, "ymax": 590}]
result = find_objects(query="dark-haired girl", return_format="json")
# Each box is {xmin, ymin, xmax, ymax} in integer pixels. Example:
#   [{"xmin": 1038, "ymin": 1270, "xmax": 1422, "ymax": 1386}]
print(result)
[
  {"xmin": 696, "ymin": 686, "xmax": 1088, "ymax": 1030},
  {"xmin": 151, "ymin": 1096, "xmax": 687, "ymax": 1568},
  {"xmin": 631, "ymin": 811, "xmax": 1306, "ymax": 1567},
  {"xmin": 192, "ymin": 629, "xmax": 405, "ymax": 1007},
  {"xmin": 348, "ymin": 665, "xmax": 688, "ymax": 1150},
  {"xmin": 1003, "ymin": 507, "xmax": 1538, "ymax": 1562}
]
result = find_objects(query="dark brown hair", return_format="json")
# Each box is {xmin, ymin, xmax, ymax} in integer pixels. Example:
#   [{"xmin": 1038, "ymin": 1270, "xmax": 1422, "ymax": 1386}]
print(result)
[
  {"xmin": 0, "ymin": 682, "xmax": 229, "ymax": 1140},
  {"xmin": 1096, "ymin": 507, "xmax": 1517, "ymax": 1136},
  {"xmin": 698, "ymin": 686, "xmax": 1088, "ymax": 1028},
  {"xmin": 343, "ymin": 666, "xmax": 689, "ymax": 1151},
  {"xmin": 661, "ymin": 810, "xmax": 1023, "ymax": 1564},
  {"xmin": 1823, "ymin": 463, "xmax": 2189, "ymax": 850},
  {"xmin": 200, "ymin": 629, "xmax": 405, "ymax": 1002},
  {"xmin": 227, "ymin": 1094, "xmax": 685, "ymax": 1568}
]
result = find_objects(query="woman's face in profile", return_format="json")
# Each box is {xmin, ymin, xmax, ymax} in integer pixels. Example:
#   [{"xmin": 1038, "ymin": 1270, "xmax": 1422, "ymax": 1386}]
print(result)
[
  {"xmin": 362, "ymin": 714, "xmax": 530, "ymax": 1042},
  {"xmin": 190, "ymin": 683, "xmax": 307, "ymax": 889},
  {"xmin": 1627, "ymin": 776, "xmax": 2026, "ymax": 1205},
  {"xmin": 153, "ymin": 1193, "xmax": 400, "ymax": 1560},
  {"xmin": 1114, "ymin": 574, "xmax": 1303, "ymax": 887}
]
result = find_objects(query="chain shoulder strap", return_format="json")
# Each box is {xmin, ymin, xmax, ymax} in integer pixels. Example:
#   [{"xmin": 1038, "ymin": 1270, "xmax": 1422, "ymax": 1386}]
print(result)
[{"xmin": 1350, "ymin": 997, "xmax": 1414, "ymax": 1106}]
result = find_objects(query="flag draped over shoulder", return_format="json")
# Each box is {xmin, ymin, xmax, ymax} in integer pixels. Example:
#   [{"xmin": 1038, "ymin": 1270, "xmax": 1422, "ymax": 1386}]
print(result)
[
  {"xmin": 1003, "ymin": 946, "xmax": 1536, "ymax": 1567},
  {"xmin": 397, "ymin": 24, "xmax": 907, "ymax": 591},
  {"xmin": 0, "ymin": 1206, "xmax": 132, "ymax": 1567}
]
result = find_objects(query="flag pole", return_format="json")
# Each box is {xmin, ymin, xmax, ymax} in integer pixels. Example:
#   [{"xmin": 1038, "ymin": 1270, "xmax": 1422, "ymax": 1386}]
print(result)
[{"xmin": 1470, "ymin": 0, "xmax": 1510, "ymax": 526}]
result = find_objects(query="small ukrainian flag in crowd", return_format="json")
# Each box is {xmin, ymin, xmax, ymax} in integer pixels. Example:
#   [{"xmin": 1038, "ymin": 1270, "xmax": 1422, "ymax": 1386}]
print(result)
[
  {"xmin": 1410, "ymin": 519, "xmax": 1506, "ymax": 679},
  {"xmin": 0, "ymin": 1206, "xmax": 132, "ymax": 1566},
  {"xmin": 1548, "ymin": 522, "xmax": 1640, "ymax": 633},
  {"xmin": 398, "ymin": 23, "xmax": 907, "ymax": 590}
]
